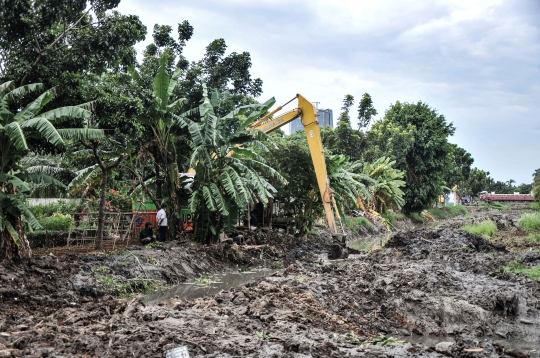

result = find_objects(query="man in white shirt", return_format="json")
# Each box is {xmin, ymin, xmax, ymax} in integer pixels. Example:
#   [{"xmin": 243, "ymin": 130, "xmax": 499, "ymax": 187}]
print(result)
[{"xmin": 156, "ymin": 203, "xmax": 168, "ymax": 242}]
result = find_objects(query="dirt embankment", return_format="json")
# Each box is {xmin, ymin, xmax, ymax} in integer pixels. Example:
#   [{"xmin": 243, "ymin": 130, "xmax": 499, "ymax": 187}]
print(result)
[{"xmin": 1, "ymin": 219, "xmax": 540, "ymax": 357}]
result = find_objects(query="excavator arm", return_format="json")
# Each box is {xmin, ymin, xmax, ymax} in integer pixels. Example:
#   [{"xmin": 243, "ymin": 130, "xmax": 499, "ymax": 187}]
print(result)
[{"xmin": 250, "ymin": 94, "xmax": 346, "ymax": 243}]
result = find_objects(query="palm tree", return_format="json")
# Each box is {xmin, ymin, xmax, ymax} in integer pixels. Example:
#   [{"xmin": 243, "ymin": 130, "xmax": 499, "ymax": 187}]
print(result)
[
  {"xmin": 178, "ymin": 85, "xmax": 285, "ymax": 243},
  {"xmin": 0, "ymin": 81, "xmax": 103, "ymax": 259}
]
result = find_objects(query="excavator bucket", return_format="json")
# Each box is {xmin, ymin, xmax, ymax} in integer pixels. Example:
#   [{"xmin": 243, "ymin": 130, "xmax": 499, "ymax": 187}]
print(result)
[{"xmin": 328, "ymin": 235, "xmax": 349, "ymax": 260}]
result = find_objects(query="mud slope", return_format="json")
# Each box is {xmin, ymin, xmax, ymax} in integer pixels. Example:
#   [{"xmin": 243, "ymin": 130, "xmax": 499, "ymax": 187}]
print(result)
[{"xmin": 1, "ymin": 227, "xmax": 539, "ymax": 357}]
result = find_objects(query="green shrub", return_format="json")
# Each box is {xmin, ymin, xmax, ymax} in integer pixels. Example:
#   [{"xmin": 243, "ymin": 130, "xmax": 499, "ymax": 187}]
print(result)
[
  {"xmin": 38, "ymin": 213, "xmax": 72, "ymax": 231},
  {"xmin": 30, "ymin": 200, "xmax": 79, "ymax": 219},
  {"xmin": 462, "ymin": 220, "xmax": 498, "ymax": 238},
  {"xmin": 530, "ymin": 202, "xmax": 540, "ymax": 211},
  {"xmin": 519, "ymin": 213, "xmax": 540, "ymax": 232},
  {"xmin": 381, "ymin": 211, "xmax": 396, "ymax": 223},
  {"xmin": 449, "ymin": 205, "xmax": 467, "ymax": 215},
  {"xmin": 490, "ymin": 202, "xmax": 509, "ymax": 210},
  {"xmin": 428, "ymin": 207, "xmax": 446, "ymax": 219},
  {"xmin": 409, "ymin": 212, "xmax": 424, "ymax": 223},
  {"xmin": 343, "ymin": 216, "xmax": 372, "ymax": 232}
]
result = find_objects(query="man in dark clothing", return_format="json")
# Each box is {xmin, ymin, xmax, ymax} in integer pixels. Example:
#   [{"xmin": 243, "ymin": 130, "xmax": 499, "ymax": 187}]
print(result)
[{"xmin": 139, "ymin": 223, "xmax": 155, "ymax": 245}]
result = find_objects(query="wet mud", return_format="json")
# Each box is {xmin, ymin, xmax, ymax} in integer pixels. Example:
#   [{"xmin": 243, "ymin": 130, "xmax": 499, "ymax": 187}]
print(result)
[{"xmin": 1, "ymin": 216, "xmax": 540, "ymax": 357}]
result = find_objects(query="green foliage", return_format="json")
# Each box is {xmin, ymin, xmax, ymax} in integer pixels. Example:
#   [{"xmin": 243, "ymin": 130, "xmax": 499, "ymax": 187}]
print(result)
[
  {"xmin": 444, "ymin": 144, "xmax": 474, "ymax": 190},
  {"xmin": 38, "ymin": 213, "xmax": 72, "ymax": 231},
  {"xmin": 530, "ymin": 202, "xmax": 540, "ymax": 211},
  {"xmin": 357, "ymin": 93, "xmax": 377, "ymax": 129},
  {"xmin": 361, "ymin": 157, "xmax": 405, "ymax": 213},
  {"xmin": 263, "ymin": 132, "xmax": 321, "ymax": 237},
  {"xmin": 489, "ymin": 202, "xmax": 509, "ymax": 210},
  {"xmin": 343, "ymin": 216, "xmax": 371, "ymax": 233},
  {"xmin": 533, "ymin": 169, "xmax": 540, "ymax": 202},
  {"xmin": 178, "ymin": 85, "xmax": 285, "ymax": 243},
  {"xmin": 519, "ymin": 213, "xmax": 540, "ymax": 232},
  {"xmin": 428, "ymin": 205, "xmax": 467, "ymax": 219},
  {"xmin": 463, "ymin": 168, "xmax": 491, "ymax": 197},
  {"xmin": 504, "ymin": 259, "xmax": 540, "ymax": 279},
  {"xmin": 408, "ymin": 212, "xmax": 424, "ymax": 223},
  {"xmin": 326, "ymin": 154, "xmax": 373, "ymax": 214},
  {"xmin": 30, "ymin": 200, "xmax": 79, "ymax": 219},
  {"xmin": 0, "ymin": 81, "xmax": 103, "ymax": 255},
  {"xmin": 364, "ymin": 101, "xmax": 455, "ymax": 214},
  {"xmin": 462, "ymin": 220, "xmax": 498, "ymax": 238},
  {"xmin": 0, "ymin": 0, "xmax": 146, "ymax": 107}
]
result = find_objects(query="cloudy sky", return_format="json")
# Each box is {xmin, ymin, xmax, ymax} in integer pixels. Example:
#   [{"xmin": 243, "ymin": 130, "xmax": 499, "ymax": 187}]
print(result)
[{"xmin": 118, "ymin": 0, "xmax": 540, "ymax": 185}]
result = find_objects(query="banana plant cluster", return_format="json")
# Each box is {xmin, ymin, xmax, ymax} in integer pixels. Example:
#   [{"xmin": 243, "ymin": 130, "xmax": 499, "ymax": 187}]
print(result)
[
  {"xmin": 0, "ymin": 81, "xmax": 103, "ymax": 258},
  {"xmin": 361, "ymin": 156, "xmax": 405, "ymax": 213},
  {"xmin": 177, "ymin": 84, "xmax": 286, "ymax": 243}
]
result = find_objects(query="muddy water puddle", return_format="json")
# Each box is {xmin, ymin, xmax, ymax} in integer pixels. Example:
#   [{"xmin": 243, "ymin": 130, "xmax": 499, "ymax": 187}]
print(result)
[
  {"xmin": 348, "ymin": 234, "xmax": 390, "ymax": 251},
  {"xmin": 400, "ymin": 335, "xmax": 540, "ymax": 356},
  {"xmin": 143, "ymin": 269, "xmax": 279, "ymax": 304}
]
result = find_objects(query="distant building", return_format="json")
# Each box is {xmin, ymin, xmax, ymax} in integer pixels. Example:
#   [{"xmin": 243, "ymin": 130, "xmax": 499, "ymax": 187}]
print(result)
[{"xmin": 290, "ymin": 108, "xmax": 334, "ymax": 134}]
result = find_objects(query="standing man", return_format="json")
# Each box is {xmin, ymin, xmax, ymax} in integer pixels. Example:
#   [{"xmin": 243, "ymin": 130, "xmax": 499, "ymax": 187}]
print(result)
[{"xmin": 156, "ymin": 203, "xmax": 168, "ymax": 242}]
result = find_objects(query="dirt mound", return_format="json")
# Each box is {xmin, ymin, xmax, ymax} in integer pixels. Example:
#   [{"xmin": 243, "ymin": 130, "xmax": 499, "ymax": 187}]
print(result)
[{"xmin": 386, "ymin": 227, "xmax": 507, "ymax": 257}]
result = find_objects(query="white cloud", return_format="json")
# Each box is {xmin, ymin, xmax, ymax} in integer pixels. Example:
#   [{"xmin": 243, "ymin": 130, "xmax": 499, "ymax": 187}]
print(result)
[{"xmin": 117, "ymin": 0, "xmax": 540, "ymax": 183}]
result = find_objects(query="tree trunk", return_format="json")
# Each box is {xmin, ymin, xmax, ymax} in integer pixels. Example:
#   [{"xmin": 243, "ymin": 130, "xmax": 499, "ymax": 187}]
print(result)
[
  {"xmin": 0, "ymin": 215, "xmax": 32, "ymax": 259},
  {"xmin": 155, "ymin": 163, "xmax": 163, "ymax": 199},
  {"xmin": 96, "ymin": 170, "xmax": 108, "ymax": 250}
]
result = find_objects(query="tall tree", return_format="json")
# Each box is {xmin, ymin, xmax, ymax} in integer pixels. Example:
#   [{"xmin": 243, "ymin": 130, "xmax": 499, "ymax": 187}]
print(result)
[
  {"xmin": 533, "ymin": 169, "xmax": 540, "ymax": 201},
  {"xmin": 366, "ymin": 101, "xmax": 455, "ymax": 213},
  {"xmin": 0, "ymin": 0, "xmax": 146, "ymax": 107},
  {"xmin": 463, "ymin": 168, "xmax": 491, "ymax": 197},
  {"xmin": 357, "ymin": 93, "xmax": 377, "ymax": 129},
  {"xmin": 444, "ymin": 144, "xmax": 474, "ymax": 190}
]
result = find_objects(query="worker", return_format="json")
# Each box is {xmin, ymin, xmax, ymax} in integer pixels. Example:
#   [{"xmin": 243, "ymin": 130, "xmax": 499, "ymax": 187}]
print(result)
[
  {"xmin": 139, "ymin": 223, "xmax": 155, "ymax": 245},
  {"xmin": 156, "ymin": 203, "xmax": 168, "ymax": 242}
]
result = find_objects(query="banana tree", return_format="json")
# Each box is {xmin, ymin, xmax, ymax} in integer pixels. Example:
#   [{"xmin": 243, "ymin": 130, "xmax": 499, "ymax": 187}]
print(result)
[
  {"xmin": 362, "ymin": 156, "xmax": 405, "ymax": 213},
  {"xmin": 128, "ymin": 56, "xmax": 187, "ymax": 239},
  {"xmin": 326, "ymin": 154, "xmax": 374, "ymax": 215},
  {"xmin": 0, "ymin": 81, "xmax": 104, "ymax": 259},
  {"xmin": 177, "ymin": 85, "xmax": 286, "ymax": 243}
]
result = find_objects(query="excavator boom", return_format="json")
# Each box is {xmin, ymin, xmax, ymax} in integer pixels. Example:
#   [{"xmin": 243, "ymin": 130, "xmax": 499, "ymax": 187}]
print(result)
[{"xmin": 250, "ymin": 94, "xmax": 345, "ymax": 242}]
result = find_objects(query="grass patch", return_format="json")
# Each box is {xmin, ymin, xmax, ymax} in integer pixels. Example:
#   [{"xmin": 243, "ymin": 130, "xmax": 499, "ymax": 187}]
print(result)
[
  {"xmin": 343, "ymin": 216, "xmax": 372, "ymax": 232},
  {"xmin": 523, "ymin": 233, "xmax": 540, "ymax": 243},
  {"xmin": 490, "ymin": 202, "xmax": 509, "ymax": 210},
  {"xmin": 449, "ymin": 205, "xmax": 467, "ymax": 215},
  {"xmin": 381, "ymin": 211, "xmax": 396, "ymax": 223},
  {"xmin": 505, "ymin": 259, "xmax": 540, "ymax": 279},
  {"xmin": 461, "ymin": 220, "xmax": 498, "ymax": 238},
  {"xmin": 334, "ymin": 332, "xmax": 407, "ymax": 347},
  {"xmin": 530, "ymin": 202, "xmax": 540, "ymax": 211},
  {"xmin": 95, "ymin": 274, "xmax": 164, "ymax": 297},
  {"xmin": 519, "ymin": 212, "xmax": 540, "ymax": 232},
  {"xmin": 429, "ymin": 206, "xmax": 468, "ymax": 219},
  {"xmin": 408, "ymin": 212, "xmax": 424, "ymax": 223}
]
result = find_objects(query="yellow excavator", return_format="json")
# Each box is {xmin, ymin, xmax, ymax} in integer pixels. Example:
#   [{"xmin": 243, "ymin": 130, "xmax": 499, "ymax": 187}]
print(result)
[
  {"xmin": 186, "ymin": 94, "xmax": 349, "ymax": 259},
  {"xmin": 248, "ymin": 94, "xmax": 348, "ymax": 259}
]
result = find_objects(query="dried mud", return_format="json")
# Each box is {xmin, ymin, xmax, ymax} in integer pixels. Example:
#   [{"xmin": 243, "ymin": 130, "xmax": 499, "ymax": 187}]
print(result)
[{"xmin": 1, "ymin": 216, "xmax": 540, "ymax": 357}]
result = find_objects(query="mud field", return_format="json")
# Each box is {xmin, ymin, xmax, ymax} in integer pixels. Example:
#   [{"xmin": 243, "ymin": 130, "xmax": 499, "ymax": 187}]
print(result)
[{"xmin": 1, "ymin": 211, "xmax": 540, "ymax": 357}]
